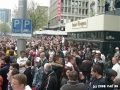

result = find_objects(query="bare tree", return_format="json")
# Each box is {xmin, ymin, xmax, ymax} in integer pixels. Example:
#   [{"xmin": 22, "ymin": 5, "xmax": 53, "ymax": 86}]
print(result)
[{"xmin": 12, "ymin": 0, "xmax": 48, "ymax": 32}]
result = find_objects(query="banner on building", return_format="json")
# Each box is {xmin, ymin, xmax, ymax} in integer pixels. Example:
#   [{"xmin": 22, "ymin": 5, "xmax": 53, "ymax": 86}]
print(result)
[{"xmin": 57, "ymin": 0, "xmax": 61, "ymax": 20}]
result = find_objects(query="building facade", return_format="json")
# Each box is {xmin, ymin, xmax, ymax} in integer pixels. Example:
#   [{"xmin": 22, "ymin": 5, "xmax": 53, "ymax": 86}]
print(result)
[
  {"xmin": 49, "ymin": 0, "xmax": 89, "ymax": 30},
  {"xmin": 0, "ymin": 9, "xmax": 11, "ymax": 23},
  {"xmin": 65, "ymin": 9, "xmax": 120, "ymax": 56}
]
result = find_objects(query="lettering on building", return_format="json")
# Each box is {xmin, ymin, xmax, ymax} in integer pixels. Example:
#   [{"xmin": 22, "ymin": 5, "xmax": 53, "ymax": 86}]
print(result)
[{"xmin": 72, "ymin": 19, "xmax": 88, "ymax": 28}]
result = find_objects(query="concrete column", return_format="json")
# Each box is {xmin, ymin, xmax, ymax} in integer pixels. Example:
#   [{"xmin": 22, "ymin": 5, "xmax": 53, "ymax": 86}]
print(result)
[{"xmin": 17, "ymin": 0, "xmax": 27, "ymax": 57}]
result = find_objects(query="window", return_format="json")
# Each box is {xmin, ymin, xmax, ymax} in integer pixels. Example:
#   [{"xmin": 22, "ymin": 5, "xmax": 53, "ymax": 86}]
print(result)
[
  {"xmin": 72, "ymin": 1, "xmax": 74, "ymax": 5},
  {"xmin": 65, "ymin": 7, "xmax": 67, "ymax": 12},
  {"xmin": 69, "ymin": 0, "xmax": 71, "ymax": 5},
  {"xmin": 79, "ymin": 9, "xmax": 81, "ymax": 14},
  {"xmin": 75, "ymin": 1, "xmax": 78, "ymax": 6},
  {"xmin": 86, "ymin": 9, "xmax": 88, "ymax": 14},
  {"xmin": 61, "ymin": 19, "xmax": 64, "ymax": 23},
  {"xmin": 61, "ymin": 7, "xmax": 64, "ymax": 12},
  {"xmin": 68, "ymin": 8, "xmax": 71, "ymax": 12},
  {"xmin": 86, "ymin": 2, "xmax": 88, "ymax": 7},
  {"xmin": 83, "ymin": 2, "xmax": 85, "ymax": 7},
  {"xmin": 78, "ymin": 1, "xmax": 81, "ymax": 6},
  {"xmin": 72, "ymin": 8, "xmax": 74, "ymax": 13},
  {"xmin": 65, "ymin": 0, "xmax": 67, "ymax": 4},
  {"xmin": 75, "ymin": 8, "xmax": 78, "ymax": 13},
  {"xmin": 98, "ymin": 6, "xmax": 100, "ymax": 13},
  {"xmin": 82, "ymin": 9, "xmax": 84, "ymax": 14}
]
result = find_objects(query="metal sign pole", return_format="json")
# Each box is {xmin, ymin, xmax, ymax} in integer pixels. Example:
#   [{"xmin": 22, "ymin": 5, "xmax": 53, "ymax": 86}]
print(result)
[{"xmin": 17, "ymin": 0, "xmax": 27, "ymax": 57}]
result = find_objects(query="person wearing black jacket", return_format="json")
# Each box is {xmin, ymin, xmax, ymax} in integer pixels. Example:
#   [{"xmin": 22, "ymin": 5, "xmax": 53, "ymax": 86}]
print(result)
[
  {"xmin": 0, "ymin": 56, "xmax": 10, "ymax": 90},
  {"xmin": 105, "ymin": 69, "xmax": 117, "ymax": 90},
  {"xmin": 41, "ymin": 63, "xmax": 58, "ymax": 90},
  {"xmin": 24, "ymin": 60, "xmax": 33, "ymax": 88}
]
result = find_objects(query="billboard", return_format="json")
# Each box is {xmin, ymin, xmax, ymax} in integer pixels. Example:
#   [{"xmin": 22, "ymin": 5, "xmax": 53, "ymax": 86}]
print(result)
[{"xmin": 57, "ymin": 0, "xmax": 61, "ymax": 20}]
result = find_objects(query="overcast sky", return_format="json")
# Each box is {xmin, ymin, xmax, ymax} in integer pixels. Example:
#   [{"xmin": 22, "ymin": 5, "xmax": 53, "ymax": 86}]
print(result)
[{"xmin": 0, "ymin": 0, "xmax": 50, "ymax": 10}]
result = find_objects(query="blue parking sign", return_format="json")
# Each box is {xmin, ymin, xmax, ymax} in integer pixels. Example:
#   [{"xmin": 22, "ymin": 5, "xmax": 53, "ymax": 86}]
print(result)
[
  {"xmin": 12, "ymin": 19, "xmax": 22, "ymax": 33},
  {"xmin": 22, "ymin": 19, "xmax": 32, "ymax": 34},
  {"xmin": 12, "ymin": 18, "xmax": 32, "ymax": 37}
]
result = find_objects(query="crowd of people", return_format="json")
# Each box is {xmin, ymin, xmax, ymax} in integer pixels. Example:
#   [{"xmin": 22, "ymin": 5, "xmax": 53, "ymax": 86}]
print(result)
[{"xmin": 0, "ymin": 35, "xmax": 120, "ymax": 90}]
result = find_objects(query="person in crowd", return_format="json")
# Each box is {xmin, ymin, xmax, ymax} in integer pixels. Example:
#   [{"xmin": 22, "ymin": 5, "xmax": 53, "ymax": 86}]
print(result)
[
  {"xmin": 6, "ymin": 46, "xmax": 11, "ymax": 56},
  {"xmin": 78, "ymin": 51, "xmax": 84, "ymax": 61},
  {"xmin": 1, "ymin": 52, "xmax": 6, "ymax": 60},
  {"xmin": 81, "ymin": 54, "xmax": 93, "ymax": 83},
  {"xmin": 60, "ymin": 71, "xmax": 86, "ymax": 90},
  {"xmin": 73, "ymin": 49, "xmax": 82, "ymax": 71},
  {"xmin": 100, "ymin": 50, "xmax": 106, "ymax": 63},
  {"xmin": 87, "ymin": 65, "xmax": 106, "ymax": 90},
  {"xmin": 114, "ymin": 47, "xmax": 119, "ymax": 57},
  {"xmin": 27, "ymin": 50, "xmax": 35, "ymax": 67},
  {"xmin": 11, "ymin": 74, "xmax": 31, "ymax": 90},
  {"xmin": 7, "ymin": 68, "xmax": 19, "ymax": 90},
  {"xmin": 51, "ymin": 56, "xmax": 63, "ymax": 89},
  {"xmin": 0, "ymin": 75, "xmax": 3, "ymax": 90},
  {"xmin": 93, "ymin": 54, "xmax": 104, "ymax": 74},
  {"xmin": 40, "ymin": 63, "xmax": 58, "ymax": 90},
  {"xmin": 114, "ymin": 78, "xmax": 120, "ymax": 90},
  {"xmin": 40, "ymin": 52, "xmax": 48, "ymax": 67},
  {"xmin": 9, "ymin": 63, "xmax": 19, "ymax": 71},
  {"xmin": 0, "ymin": 56, "xmax": 10, "ymax": 90},
  {"xmin": 60, "ymin": 66, "xmax": 72, "ymax": 87},
  {"xmin": 105, "ymin": 69, "xmax": 117, "ymax": 90},
  {"xmin": 17, "ymin": 51, "xmax": 28, "ymax": 73},
  {"xmin": 49, "ymin": 54, "xmax": 54, "ymax": 63},
  {"xmin": 32, "ymin": 57, "xmax": 44, "ymax": 90},
  {"xmin": 48, "ymin": 45, "xmax": 55, "ymax": 56},
  {"xmin": 104, "ymin": 54, "xmax": 113, "ymax": 70},
  {"xmin": 91, "ymin": 50, "xmax": 96, "ymax": 62},
  {"xmin": 56, "ymin": 45, "xmax": 64, "ymax": 58},
  {"xmin": 24, "ymin": 60, "xmax": 33, "ymax": 88},
  {"xmin": 66, "ymin": 55, "xmax": 75, "ymax": 71},
  {"xmin": 112, "ymin": 57, "xmax": 120, "ymax": 78},
  {"xmin": 9, "ymin": 50, "xmax": 17, "ymax": 63},
  {"xmin": 86, "ymin": 48, "xmax": 92, "ymax": 59}
]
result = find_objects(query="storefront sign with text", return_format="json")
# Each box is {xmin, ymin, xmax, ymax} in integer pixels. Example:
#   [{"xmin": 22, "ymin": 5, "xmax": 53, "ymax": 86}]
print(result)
[{"xmin": 72, "ymin": 19, "xmax": 88, "ymax": 28}]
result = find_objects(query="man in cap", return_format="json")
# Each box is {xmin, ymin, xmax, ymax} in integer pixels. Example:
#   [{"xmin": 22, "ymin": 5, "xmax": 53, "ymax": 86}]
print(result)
[
  {"xmin": 114, "ymin": 47, "xmax": 119, "ymax": 57},
  {"xmin": 32, "ymin": 57, "xmax": 44, "ymax": 90}
]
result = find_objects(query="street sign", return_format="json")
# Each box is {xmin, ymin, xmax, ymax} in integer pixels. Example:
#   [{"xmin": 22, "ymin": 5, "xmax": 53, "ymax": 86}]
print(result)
[
  {"xmin": 22, "ymin": 19, "xmax": 32, "ymax": 34},
  {"xmin": 12, "ymin": 18, "xmax": 22, "ymax": 33},
  {"xmin": 12, "ymin": 18, "xmax": 32, "ymax": 37}
]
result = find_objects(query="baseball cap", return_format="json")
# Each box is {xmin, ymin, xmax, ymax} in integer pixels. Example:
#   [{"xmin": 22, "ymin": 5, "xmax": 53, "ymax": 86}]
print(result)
[{"xmin": 115, "ymin": 47, "xmax": 119, "ymax": 50}]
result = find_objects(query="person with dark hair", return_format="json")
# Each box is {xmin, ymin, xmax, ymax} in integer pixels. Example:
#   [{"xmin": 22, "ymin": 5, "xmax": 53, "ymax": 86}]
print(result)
[
  {"xmin": 1, "ymin": 52, "xmax": 6, "ymax": 60},
  {"xmin": 51, "ymin": 56, "xmax": 63, "ymax": 89},
  {"xmin": 0, "ymin": 56, "xmax": 10, "ymax": 90},
  {"xmin": 9, "ymin": 50, "xmax": 17, "ymax": 63},
  {"xmin": 60, "ymin": 66, "xmax": 72, "ymax": 87},
  {"xmin": 105, "ymin": 69, "xmax": 117, "ymax": 90},
  {"xmin": 60, "ymin": 71, "xmax": 86, "ymax": 90},
  {"xmin": 81, "ymin": 54, "xmax": 93, "ymax": 83},
  {"xmin": 87, "ymin": 65, "xmax": 106, "ymax": 90},
  {"xmin": 24, "ymin": 60, "xmax": 33, "ymax": 88},
  {"xmin": 7, "ymin": 68, "xmax": 19, "ymax": 90},
  {"xmin": 17, "ymin": 51, "xmax": 28, "ymax": 73},
  {"xmin": 9, "ymin": 63, "xmax": 19, "ymax": 70},
  {"xmin": 104, "ymin": 54, "xmax": 113, "ymax": 70}
]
